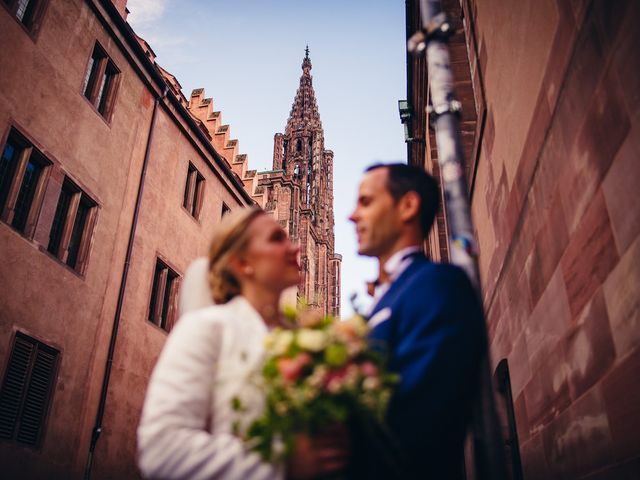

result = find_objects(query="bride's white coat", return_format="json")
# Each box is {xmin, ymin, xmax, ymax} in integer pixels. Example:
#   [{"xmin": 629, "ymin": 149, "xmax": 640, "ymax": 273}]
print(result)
[{"xmin": 137, "ymin": 296, "xmax": 283, "ymax": 480}]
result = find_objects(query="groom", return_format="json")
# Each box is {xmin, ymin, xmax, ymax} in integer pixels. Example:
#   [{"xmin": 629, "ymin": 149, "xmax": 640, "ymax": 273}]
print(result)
[{"xmin": 349, "ymin": 163, "xmax": 486, "ymax": 479}]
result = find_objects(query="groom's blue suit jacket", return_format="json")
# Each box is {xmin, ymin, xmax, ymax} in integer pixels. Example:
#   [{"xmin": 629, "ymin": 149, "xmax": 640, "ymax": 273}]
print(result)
[{"xmin": 357, "ymin": 255, "xmax": 486, "ymax": 480}]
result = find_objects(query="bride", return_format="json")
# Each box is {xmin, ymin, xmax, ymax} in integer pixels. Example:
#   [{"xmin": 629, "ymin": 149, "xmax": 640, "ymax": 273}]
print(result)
[{"xmin": 137, "ymin": 208, "xmax": 349, "ymax": 479}]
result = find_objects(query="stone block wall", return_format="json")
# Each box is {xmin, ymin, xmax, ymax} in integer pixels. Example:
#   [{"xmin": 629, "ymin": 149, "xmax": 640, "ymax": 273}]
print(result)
[{"xmin": 468, "ymin": 0, "xmax": 640, "ymax": 477}]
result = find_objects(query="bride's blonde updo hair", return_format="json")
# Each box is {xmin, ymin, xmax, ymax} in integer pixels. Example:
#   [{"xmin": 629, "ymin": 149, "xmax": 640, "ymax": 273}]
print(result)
[{"xmin": 208, "ymin": 207, "xmax": 265, "ymax": 304}]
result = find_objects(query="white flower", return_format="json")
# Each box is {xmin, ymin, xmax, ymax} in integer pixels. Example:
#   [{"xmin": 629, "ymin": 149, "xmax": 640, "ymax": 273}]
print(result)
[
  {"xmin": 272, "ymin": 434, "xmax": 286, "ymax": 459},
  {"xmin": 306, "ymin": 365, "xmax": 328, "ymax": 388},
  {"xmin": 343, "ymin": 314, "xmax": 368, "ymax": 336},
  {"xmin": 296, "ymin": 329, "xmax": 328, "ymax": 352},
  {"xmin": 266, "ymin": 330, "xmax": 294, "ymax": 356},
  {"xmin": 363, "ymin": 376, "xmax": 381, "ymax": 391}
]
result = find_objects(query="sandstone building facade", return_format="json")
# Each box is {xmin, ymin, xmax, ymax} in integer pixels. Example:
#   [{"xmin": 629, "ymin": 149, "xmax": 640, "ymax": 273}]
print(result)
[
  {"xmin": 0, "ymin": 0, "xmax": 252, "ymax": 476},
  {"xmin": 0, "ymin": 0, "xmax": 340, "ymax": 478},
  {"xmin": 405, "ymin": 0, "xmax": 640, "ymax": 478}
]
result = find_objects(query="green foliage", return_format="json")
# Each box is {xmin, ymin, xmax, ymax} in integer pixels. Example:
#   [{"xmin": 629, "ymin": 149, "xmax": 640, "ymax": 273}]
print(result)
[
  {"xmin": 324, "ymin": 343, "xmax": 348, "ymax": 367},
  {"xmin": 262, "ymin": 358, "xmax": 278, "ymax": 379}
]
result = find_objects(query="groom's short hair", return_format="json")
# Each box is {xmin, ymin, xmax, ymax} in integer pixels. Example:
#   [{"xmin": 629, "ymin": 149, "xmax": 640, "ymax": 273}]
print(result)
[{"xmin": 366, "ymin": 163, "xmax": 440, "ymax": 237}]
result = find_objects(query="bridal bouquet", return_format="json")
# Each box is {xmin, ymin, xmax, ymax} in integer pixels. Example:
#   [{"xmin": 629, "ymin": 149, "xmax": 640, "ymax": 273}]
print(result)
[{"xmin": 234, "ymin": 308, "xmax": 399, "ymax": 462}]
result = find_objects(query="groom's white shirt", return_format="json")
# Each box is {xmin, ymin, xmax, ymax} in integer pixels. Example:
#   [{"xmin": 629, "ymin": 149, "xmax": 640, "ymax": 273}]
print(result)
[
  {"xmin": 138, "ymin": 296, "xmax": 283, "ymax": 480},
  {"xmin": 366, "ymin": 245, "xmax": 421, "ymax": 319}
]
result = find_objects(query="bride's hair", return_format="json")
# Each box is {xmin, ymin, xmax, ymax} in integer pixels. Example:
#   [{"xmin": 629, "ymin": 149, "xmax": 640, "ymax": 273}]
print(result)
[{"xmin": 208, "ymin": 207, "xmax": 265, "ymax": 304}]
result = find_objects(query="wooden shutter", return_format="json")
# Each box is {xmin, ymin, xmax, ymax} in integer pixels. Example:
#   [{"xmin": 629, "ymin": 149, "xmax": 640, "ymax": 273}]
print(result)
[
  {"xmin": 0, "ymin": 333, "xmax": 59, "ymax": 447},
  {"xmin": 0, "ymin": 336, "xmax": 34, "ymax": 439}
]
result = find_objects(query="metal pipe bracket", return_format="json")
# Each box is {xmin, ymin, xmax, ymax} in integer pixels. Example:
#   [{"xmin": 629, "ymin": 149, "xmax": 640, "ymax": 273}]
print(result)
[
  {"xmin": 427, "ymin": 99, "xmax": 462, "ymax": 126},
  {"xmin": 407, "ymin": 12, "xmax": 454, "ymax": 55}
]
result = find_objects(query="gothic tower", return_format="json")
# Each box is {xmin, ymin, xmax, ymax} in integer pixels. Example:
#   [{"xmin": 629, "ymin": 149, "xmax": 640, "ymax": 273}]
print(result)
[{"xmin": 258, "ymin": 48, "xmax": 341, "ymax": 316}]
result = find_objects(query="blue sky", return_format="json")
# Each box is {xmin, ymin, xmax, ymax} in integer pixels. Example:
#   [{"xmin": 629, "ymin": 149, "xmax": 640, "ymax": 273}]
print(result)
[{"xmin": 127, "ymin": 0, "xmax": 408, "ymax": 316}]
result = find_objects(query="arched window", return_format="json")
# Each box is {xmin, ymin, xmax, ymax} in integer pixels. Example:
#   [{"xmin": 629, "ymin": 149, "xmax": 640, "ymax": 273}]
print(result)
[{"xmin": 296, "ymin": 139, "xmax": 302, "ymax": 152}]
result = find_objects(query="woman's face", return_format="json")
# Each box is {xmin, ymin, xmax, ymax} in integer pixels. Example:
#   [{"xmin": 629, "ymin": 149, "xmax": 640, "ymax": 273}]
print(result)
[{"xmin": 241, "ymin": 214, "xmax": 300, "ymax": 292}]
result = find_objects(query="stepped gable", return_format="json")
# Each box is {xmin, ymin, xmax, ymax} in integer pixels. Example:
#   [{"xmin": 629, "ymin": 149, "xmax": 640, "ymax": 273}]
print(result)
[
  {"xmin": 187, "ymin": 88, "xmax": 252, "ymax": 179},
  {"xmin": 123, "ymin": 36, "xmax": 259, "ymax": 195}
]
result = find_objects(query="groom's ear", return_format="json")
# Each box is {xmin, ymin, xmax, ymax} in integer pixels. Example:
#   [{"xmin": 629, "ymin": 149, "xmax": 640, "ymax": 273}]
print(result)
[{"xmin": 398, "ymin": 191, "xmax": 421, "ymax": 224}]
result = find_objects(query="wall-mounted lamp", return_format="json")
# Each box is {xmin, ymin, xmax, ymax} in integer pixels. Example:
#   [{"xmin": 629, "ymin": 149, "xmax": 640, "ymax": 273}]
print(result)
[
  {"xmin": 398, "ymin": 100, "xmax": 425, "ymax": 144},
  {"xmin": 398, "ymin": 99, "xmax": 412, "ymax": 123}
]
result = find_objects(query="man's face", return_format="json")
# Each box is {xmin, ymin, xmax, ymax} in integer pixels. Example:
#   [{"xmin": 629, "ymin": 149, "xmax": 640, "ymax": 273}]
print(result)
[{"xmin": 349, "ymin": 168, "xmax": 402, "ymax": 258}]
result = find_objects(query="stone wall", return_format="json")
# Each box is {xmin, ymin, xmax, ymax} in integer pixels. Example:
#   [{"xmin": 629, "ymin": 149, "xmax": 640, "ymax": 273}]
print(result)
[{"xmin": 468, "ymin": 0, "xmax": 640, "ymax": 477}]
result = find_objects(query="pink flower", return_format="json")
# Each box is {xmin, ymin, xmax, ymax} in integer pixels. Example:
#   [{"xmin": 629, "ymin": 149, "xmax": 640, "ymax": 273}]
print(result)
[
  {"xmin": 324, "ymin": 366, "xmax": 348, "ymax": 393},
  {"xmin": 277, "ymin": 352, "xmax": 312, "ymax": 383},
  {"xmin": 360, "ymin": 362, "xmax": 378, "ymax": 377},
  {"xmin": 326, "ymin": 377, "xmax": 344, "ymax": 394}
]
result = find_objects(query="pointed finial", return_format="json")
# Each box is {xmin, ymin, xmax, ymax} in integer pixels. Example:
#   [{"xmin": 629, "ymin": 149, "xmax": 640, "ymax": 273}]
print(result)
[{"xmin": 302, "ymin": 45, "xmax": 312, "ymax": 74}]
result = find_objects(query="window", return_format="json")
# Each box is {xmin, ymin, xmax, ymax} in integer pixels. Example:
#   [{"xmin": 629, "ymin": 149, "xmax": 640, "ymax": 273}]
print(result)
[
  {"xmin": 0, "ymin": 128, "xmax": 50, "ymax": 238},
  {"xmin": 282, "ymin": 140, "xmax": 288, "ymax": 172},
  {"xmin": 221, "ymin": 202, "xmax": 230, "ymax": 218},
  {"xmin": 148, "ymin": 259, "xmax": 179, "ymax": 332},
  {"xmin": 82, "ymin": 43, "xmax": 120, "ymax": 121},
  {"xmin": 0, "ymin": 332, "xmax": 59, "ymax": 448},
  {"xmin": 183, "ymin": 163, "xmax": 204, "ymax": 219},
  {"xmin": 47, "ymin": 177, "xmax": 97, "ymax": 273},
  {"xmin": 2, "ymin": 0, "xmax": 46, "ymax": 33}
]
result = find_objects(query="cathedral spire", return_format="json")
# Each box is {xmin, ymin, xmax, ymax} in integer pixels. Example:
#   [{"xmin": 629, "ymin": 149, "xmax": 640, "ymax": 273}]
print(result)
[
  {"xmin": 287, "ymin": 47, "xmax": 321, "ymax": 134},
  {"xmin": 266, "ymin": 49, "xmax": 340, "ymax": 316}
]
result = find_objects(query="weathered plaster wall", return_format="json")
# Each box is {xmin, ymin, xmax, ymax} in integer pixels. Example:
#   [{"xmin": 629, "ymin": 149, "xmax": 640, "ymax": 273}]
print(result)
[
  {"xmin": 91, "ymin": 104, "xmax": 248, "ymax": 479},
  {"xmin": 0, "ymin": 1, "xmax": 253, "ymax": 478},
  {"xmin": 0, "ymin": 0, "xmax": 153, "ymax": 476}
]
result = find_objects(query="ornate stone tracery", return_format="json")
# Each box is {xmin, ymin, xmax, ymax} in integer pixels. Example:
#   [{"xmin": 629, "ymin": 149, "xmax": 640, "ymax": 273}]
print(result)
[{"xmin": 254, "ymin": 48, "xmax": 341, "ymax": 316}]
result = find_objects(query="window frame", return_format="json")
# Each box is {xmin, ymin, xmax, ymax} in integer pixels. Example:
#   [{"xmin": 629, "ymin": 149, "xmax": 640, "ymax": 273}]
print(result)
[
  {"xmin": 182, "ymin": 162, "xmax": 205, "ymax": 220},
  {"xmin": 81, "ymin": 42, "xmax": 121, "ymax": 123},
  {"xmin": 0, "ymin": 127, "xmax": 51, "ymax": 239},
  {"xmin": 0, "ymin": 331, "xmax": 60, "ymax": 450},
  {"xmin": 221, "ymin": 202, "xmax": 230, "ymax": 218},
  {"xmin": 1, "ymin": 0, "xmax": 48, "ymax": 37},
  {"xmin": 148, "ymin": 258, "xmax": 180, "ymax": 333},
  {"xmin": 46, "ymin": 176, "xmax": 98, "ymax": 275}
]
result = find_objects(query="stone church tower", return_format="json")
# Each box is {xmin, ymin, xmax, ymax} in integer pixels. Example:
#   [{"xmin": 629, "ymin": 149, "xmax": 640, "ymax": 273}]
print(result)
[{"xmin": 256, "ymin": 48, "xmax": 341, "ymax": 316}]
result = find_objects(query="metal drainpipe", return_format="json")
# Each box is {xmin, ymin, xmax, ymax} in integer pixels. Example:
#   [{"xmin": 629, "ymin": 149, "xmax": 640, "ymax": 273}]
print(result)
[
  {"xmin": 84, "ymin": 86, "xmax": 168, "ymax": 479},
  {"xmin": 409, "ymin": 1, "xmax": 507, "ymax": 479}
]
